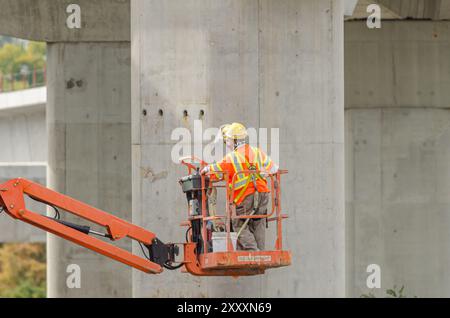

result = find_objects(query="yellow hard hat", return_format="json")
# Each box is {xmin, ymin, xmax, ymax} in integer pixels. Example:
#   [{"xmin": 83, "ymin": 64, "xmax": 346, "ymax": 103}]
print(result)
[{"xmin": 221, "ymin": 122, "xmax": 247, "ymax": 140}]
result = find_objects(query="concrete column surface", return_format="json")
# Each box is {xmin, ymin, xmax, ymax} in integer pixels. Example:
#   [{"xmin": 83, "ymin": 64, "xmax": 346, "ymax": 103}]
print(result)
[
  {"xmin": 47, "ymin": 42, "xmax": 132, "ymax": 297},
  {"xmin": 131, "ymin": 0, "xmax": 345, "ymax": 297},
  {"xmin": 345, "ymin": 21, "xmax": 450, "ymax": 297}
]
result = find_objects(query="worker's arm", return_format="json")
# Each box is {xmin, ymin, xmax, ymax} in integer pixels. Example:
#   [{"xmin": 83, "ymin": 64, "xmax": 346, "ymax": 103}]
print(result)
[
  {"xmin": 0, "ymin": 178, "xmax": 179, "ymax": 274},
  {"xmin": 202, "ymin": 155, "xmax": 233, "ymax": 181},
  {"xmin": 257, "ymin": 148, "xmax": 279, "ymax": 175}
]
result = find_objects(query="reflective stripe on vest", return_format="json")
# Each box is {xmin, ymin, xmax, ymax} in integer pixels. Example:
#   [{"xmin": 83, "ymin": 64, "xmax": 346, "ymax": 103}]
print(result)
[
  {"xmin": 229, "ymin": 152, "xmax": 248, "ymax": 190},
  {"xmin": 229, "ymin": 147, "xmax": 262, "ymax": 190},
  {"xmin": 263, "ymin": 153, "xmax": 270, "ymax": 169},
  {"xmin": 232, "ymin": 147, "xmax": 266, "ymax": 204},
  {"xmin": 210, "ymin": 162, "xmax": 222, "ymax": 178},
  {"xmin": 253, "ymin": 147, "xmax": 263, "ymax": 170}
]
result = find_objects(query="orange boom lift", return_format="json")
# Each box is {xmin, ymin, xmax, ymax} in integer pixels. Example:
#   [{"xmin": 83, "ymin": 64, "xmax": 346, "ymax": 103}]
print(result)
[{"xmin": 0, "ymin": 157, "xmax": 291, "ymax": 276}]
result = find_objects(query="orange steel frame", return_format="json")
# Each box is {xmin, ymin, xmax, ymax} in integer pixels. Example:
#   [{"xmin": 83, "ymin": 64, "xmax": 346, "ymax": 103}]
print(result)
[
  {"xmin": 0, "ymin": 159, "xmax": 290, "ymax": 277},
  {"xmin": 0, "ymin": 178, "xmax": 163, "ymax": 274},
  {"xmin": 179, "ymin": 157, "xmax": 291, "ymax": 276}
]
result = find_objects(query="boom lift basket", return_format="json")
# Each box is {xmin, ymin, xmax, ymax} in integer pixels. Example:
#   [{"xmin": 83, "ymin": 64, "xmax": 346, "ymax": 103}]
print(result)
[{"xmin": 178, "ymin": 156, "xmax": 291, "ymax": 276}]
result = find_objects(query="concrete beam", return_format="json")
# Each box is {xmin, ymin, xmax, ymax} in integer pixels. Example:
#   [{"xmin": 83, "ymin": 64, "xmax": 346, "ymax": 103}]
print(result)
[
  {"xmin": 345, "ymin": 21, "xmax": 450, "ymax": 109},
  {"xmin": 347, "ymin": 0, "xmax": 450, "ymax": 21},
  {"xmin": 0, "ymin": 87, "xmax": 46, "ymax": 116},
  {"xmin": 346, "ymin": 0, "xmax": 402, "ymax": 20},
  {"xmin": 376, "ymin": 0, "xmax": 450, "ymax": 20},
  {"xmin": 0, "ymin": 0, "xmax": 129, "ymax": 42},
  {"xmin": 435, "ymin": 0, "xmax": 450, "ymax": 20},
  {"xmin": 344, "ymin": 0, "xmax": 359, "ymax": 16},
  {"xmin": 0, "ymin": 109, "xmax": 46, "ymax": 162}
]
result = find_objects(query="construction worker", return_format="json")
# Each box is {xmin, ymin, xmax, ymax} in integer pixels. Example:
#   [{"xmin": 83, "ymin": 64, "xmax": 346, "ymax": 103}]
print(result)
[{"xmin": 201, "ymin": 123, "xmax": 278, "ymax": 251}]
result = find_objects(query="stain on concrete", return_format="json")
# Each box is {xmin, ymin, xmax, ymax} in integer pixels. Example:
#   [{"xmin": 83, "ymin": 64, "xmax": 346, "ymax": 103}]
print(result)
[
  {"xmin": 66, "ymin": 78, "xmax": 75, "ymax": 89},
  {"xmin": 141, "ymin": 167, "xmax": 168, "ymax": 182},
  {"xmin": 66, "ymin": 78, "xmax": 84, "ymax": 89}
]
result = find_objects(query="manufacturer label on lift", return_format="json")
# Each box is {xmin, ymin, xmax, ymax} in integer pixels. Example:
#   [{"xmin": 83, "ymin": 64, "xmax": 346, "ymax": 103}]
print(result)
[{"xmin": 237, "ymin": 254, "xmax": 272, "ymax": 262}]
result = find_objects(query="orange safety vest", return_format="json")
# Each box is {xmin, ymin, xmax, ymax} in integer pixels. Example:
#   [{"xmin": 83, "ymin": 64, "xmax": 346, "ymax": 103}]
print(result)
[{"xmin": 209, "ymin": 144, "xmax": 274, "ymax": 205}]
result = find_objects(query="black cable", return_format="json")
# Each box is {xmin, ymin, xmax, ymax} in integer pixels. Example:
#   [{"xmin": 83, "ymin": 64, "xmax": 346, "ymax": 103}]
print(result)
[
  {"xmin": 28, "ymin": 195, "xmax": 60, "ymax": 220},
  {"xmin": 185, "ymin": 226, "xmax": 192, "ymax": 243},
  {"xmin": 138, "ymin": 241, "xmax": 150, "ymax": 260},
  {"xmin": 28, "ymin": 196, "xmax": 116, "ymax": 238},
  {"xmin": 50, "ymin": 205, "xmax": 61, "ymax": 220},
  {"xmin": 27, "ymin": 196, "xmax": 119, "ymax": 239},
  {"xmin": 163, "ymin": 261, "xmax": 184, "ymax": 270},
  {"xmin": 165, "ymin": 228, "xmax": 192, "ymax": 270}
]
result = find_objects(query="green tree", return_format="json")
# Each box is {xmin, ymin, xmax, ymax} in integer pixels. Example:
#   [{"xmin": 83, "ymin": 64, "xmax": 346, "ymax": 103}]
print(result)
[
  {"xmin": 0, "ymin": 40, "xmax": 46, "ymax": 91},
  {"xmin": 0, "ymin": 243, "xmax": 46, "ymax": 298},
  {"xmin": 14, "ymin": 41, "xmax": 46, "ymax": 71},
  {"xmin": 361, "ymin": 285, "xmax": 417, "ymax": 298},
  {"xmin": 0, "ymin": 43, "xmax": 25, "ymax": 74}
]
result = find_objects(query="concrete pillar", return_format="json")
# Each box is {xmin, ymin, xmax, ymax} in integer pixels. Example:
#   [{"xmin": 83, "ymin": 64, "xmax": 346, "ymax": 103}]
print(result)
[
  {"xmin": 46, "ymin": 42, "xmax": 131, "ymax": 297},
  {"xmin": 0, "ymin": 0, "xmax": 132, "ymax": 297},
  {"xmin": 345, "ymin": 21, "xmax": 450, "ymax": 297},
  {"xmin": 131, "ymin": 0, "xmax": 345, "ymax": 297}
]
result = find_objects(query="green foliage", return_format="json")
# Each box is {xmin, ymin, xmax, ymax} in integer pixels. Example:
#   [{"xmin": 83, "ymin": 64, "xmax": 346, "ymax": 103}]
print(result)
[
  {"xmin": 0, "ymin": 39, "xmax": 46, "ymax": 92},
  {"xmin": 0, "ymin": 41, "xmax": 46, "ymax": 74},
  {"xmin": 2, "ymin": 279, "xmax": 46, "ymax": 298},
  {"xmin": 0, "ymin": 43, "xmax": 25, "ymax": 74},
  {"xmin": 386, "ymin": 285, "xmax": 405, "ymax": 298},
  {"xmin": 14, "ymin": 42, "xmax": 46, "ymax": 72},
  {"xmin": 361, "ymin": 285, "xmax": 416, "ymax": 298},
  {"xmin": 0, "ymin": 243, "xmax": 46, "ymax": 298}
]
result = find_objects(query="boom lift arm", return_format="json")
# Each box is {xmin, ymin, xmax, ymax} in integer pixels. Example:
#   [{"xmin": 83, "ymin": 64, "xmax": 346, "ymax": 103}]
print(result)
[
  {"xmin": 0, "ymin": 178, "xmax": 176, "ymax": 274},
  {"xmin": 0, "ymin": 161, "xmax": 291, "ymax": 277}
]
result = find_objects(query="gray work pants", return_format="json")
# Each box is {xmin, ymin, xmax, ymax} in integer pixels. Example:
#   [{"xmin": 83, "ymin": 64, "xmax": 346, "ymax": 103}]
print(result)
[{"xmin": 232, "ymin": 192, "xmax": 269, "ymax": 251}]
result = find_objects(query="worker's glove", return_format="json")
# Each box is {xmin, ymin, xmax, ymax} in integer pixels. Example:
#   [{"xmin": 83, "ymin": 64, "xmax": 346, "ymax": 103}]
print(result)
[{"xmin": 200, "ymin": 166, "xmax": 210, "ymax": 175}]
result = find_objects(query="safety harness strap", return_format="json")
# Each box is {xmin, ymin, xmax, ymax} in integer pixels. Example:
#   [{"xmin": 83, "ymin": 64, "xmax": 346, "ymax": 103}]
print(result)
[{"xmin": 232, "ymin": 149, "xmax": 264, "ymax": 204}]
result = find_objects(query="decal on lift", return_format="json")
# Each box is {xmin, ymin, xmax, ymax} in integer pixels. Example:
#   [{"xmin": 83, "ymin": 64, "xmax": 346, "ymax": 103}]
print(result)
[{"xmin": 237, "ymin": 254, "xmax": 272, "ymax": 262}]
